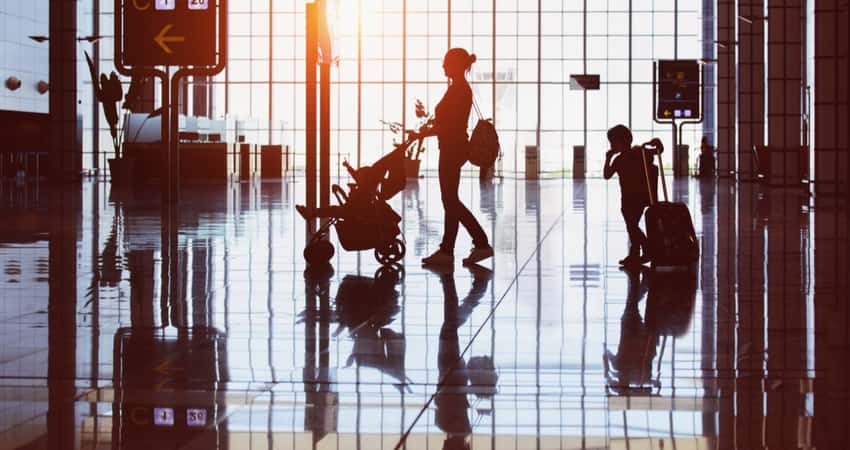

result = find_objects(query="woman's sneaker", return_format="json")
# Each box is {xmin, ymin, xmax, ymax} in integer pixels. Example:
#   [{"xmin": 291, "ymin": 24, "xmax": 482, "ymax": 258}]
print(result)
[
  {"xmin": 422, "ymin": 249, "xmax": 454, "ymax": 267},
  {"xmin": 462, "ymin": 245, "xmax": 494, "ymax": 265}
]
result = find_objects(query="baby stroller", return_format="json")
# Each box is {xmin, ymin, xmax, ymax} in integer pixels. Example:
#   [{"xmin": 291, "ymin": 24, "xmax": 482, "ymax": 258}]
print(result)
[{"xmin": 301, "ymin": 142, "xmax": 411, "ymax": 266}]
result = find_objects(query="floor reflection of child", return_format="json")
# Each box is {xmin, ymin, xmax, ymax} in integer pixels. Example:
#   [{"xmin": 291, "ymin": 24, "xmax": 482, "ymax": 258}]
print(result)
[{"xmin": 604, "ymin": 267, "xmax": 657, "ymax": 393}]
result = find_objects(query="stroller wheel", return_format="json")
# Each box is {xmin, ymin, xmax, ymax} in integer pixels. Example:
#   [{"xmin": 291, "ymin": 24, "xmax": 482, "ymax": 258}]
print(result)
[
  {"xmin": 304, "ymin": 239, "xmax": 335, "ymax": 265},
  {"xmin": 375, "ymin": 263, "xmax": 405, "ymax": 285},
  {"xmin": 374, "ymin": 238, "xmax": 406, "ymax": 265}
]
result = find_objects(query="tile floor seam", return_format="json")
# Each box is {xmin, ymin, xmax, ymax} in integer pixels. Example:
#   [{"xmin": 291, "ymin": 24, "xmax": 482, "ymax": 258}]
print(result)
[{"xmin": 394, "ymin": 204, "xmax": 566, "ymax": 450}]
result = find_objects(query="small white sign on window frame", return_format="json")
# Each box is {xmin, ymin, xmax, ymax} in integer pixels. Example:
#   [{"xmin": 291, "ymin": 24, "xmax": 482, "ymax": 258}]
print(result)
[
  {"xmin": 155, "ymin": 0, "xmax": 176, "ymax": 10},
  {"xmin": 188, "ymin": 0, "xmax": 209, "ymax": 10}
]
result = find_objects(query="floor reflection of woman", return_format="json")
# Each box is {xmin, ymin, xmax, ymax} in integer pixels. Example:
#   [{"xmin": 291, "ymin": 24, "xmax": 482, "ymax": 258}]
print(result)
[
  {"xmin": 433, "ymin": 266, "xmax": 494, "ymax": 450},
  {"xmin": 413, "ymin": 48, "xmax": 493, "ymax": 267}
]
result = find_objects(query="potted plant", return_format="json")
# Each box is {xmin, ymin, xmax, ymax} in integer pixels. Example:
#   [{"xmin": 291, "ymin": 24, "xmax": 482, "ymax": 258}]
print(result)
[
  {"xmin": 85, "ymin": 51, "xmax": 147, "ymax": 185},
  {"xmin": 404, "ymin": 100, "xmax": 432, "ymax": 178}
]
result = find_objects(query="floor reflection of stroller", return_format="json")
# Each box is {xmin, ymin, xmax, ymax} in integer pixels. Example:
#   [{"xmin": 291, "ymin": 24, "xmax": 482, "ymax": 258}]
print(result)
[
  {"xmin": 298, "ymin": 115, "xmax": 433, "ymax": 266},
  {"xmin": 334, "ymin": 269, "xmax": 411, "ymax": 392}
]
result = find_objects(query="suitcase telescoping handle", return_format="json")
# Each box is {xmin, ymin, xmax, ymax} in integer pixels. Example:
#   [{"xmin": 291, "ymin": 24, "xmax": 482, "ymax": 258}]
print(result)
[{"xmin": 640, "ymin": 139, "xmax": 669, "ymax": 204}]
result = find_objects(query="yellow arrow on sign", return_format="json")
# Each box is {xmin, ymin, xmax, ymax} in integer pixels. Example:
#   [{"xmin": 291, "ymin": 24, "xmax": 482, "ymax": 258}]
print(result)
[{"xmin": 154, "ymin": 24, "xmax": 185, "ymax": 54}]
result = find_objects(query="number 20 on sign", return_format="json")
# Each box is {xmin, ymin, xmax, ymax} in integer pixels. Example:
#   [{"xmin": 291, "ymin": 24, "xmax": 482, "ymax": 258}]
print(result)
[
  {"xmin": 154, "ymin": 0, "xmax": 207, "ymax": 10},
  {"xmin": 188, "ymin": 0, "xmax": 209, "ymax": 10}
]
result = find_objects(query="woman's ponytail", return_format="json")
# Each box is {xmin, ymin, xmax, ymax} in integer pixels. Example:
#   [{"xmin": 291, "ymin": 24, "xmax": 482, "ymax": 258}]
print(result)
[{"xmin": 444, "ymin": 48, "xmax": 477, "ymax": 74}]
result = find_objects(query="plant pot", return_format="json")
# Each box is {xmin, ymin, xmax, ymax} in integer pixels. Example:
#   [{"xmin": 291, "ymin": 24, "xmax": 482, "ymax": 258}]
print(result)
[
  {"xmin": 108, "ymin": 157, "xmax": 134, "ymax": 186},
  {"xmin": 404, "ymin": 158, "xmax": 421, "ymax": 179}
]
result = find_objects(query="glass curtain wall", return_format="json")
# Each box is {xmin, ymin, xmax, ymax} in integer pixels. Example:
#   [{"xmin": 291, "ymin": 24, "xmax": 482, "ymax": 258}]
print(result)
[{"xmin": 84, "ymin": 0, "xmax": 704, "ymax": 177}]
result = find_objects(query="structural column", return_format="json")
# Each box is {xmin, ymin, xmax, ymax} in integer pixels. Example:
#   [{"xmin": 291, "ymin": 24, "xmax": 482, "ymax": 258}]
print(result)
[
  {"xmin": 49, "ymin": 0, "xmax": 81, "ymax": 182},
  {"xmin": 766, "ymin": 0, "xmax": 805, "ymax": 183},
  {"xmin": 737, "ymin": 0, "xmax": 765, "ymax": 180},
  {"xmin": 716, "ymin": 0, "xmax": 736, "ymax": 176},
  {"xmin": 813, "ymin": 0, "xmax": 849, "ymax": 197},
  {"xmin": 701, "ymin": 0, "xmax": 716, "ymax": 155}
]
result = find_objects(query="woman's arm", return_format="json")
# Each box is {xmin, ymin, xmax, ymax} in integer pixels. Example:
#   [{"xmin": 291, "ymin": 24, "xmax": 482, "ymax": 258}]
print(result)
[
  {"xmin": 603, "ymin": 150, "xmax": 619, "ymax": 179},
  {"xmin": 413, "ymin": 84, "xmax": 470, "ymax": 141}
]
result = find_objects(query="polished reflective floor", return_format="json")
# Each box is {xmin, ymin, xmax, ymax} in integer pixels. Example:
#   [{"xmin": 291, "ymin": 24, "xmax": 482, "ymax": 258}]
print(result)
[{"xmin": 0, "ymin": 176, "xmax": 847, "ymax": 449}]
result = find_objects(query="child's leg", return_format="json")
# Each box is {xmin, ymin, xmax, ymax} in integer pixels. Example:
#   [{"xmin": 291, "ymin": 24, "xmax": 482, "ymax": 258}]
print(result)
[
  {"xmin": 296, "ymin": 204, "xmax": 344, "ymax": 220},
  {"xmin": 621, "ymin": 203, "xmax": 647, "ymax": 258}
]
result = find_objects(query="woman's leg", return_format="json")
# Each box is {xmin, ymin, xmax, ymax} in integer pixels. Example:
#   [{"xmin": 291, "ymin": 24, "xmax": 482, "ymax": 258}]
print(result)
[
  {"xmin": 438, "ymin": 158, "xmax": 462, "ymax": 253},
  {"xmin": 438, "ymin": 157, "xmax": 489, "ymax": 252}
]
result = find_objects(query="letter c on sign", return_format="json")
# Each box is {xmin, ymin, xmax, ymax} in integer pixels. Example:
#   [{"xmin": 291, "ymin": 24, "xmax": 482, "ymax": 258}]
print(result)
[{"xmin": 132, "ymin": 0, "xmax": 151, "ymax": 10}]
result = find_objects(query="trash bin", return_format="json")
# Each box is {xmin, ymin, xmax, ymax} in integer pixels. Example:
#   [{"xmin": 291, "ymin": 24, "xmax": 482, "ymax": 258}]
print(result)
[
  {"xmin": 525, "ymin": 145, "xmax": 538, "ymax": 180},
  {"xmin": 674, "ymin": 144, "xmax": 689, "ymax": 177},
  {"xmin": 572, "ymin": 145, "xmax": 585, "ymax": 179}
]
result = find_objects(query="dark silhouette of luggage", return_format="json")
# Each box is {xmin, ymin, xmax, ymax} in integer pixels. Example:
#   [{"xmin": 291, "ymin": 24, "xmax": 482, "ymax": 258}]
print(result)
[{"xmin": 640, "ymin": 140, "xmax": 699, "ymax": 269}]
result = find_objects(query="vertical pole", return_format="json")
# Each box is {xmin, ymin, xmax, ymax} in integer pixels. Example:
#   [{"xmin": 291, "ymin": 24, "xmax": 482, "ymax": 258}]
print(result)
[
  {"xmin": 169, "ymin": 72, "xmax": 184, "ymax": 329},
  {"xmin": 269, "ymin": 0, "xmax": 273, "ymax": 146},
  {"xmin": 161, "ymin": 68, "xmax": 171, "ymax": 196},
  {"xmin": 628, "ymin": 0, "xmax": 633, "ymax": 129},
  {"xmin": 319, "ymin": 1, "xmax": 331, "ymax": 210},
  {"xmin": 171, "ymin": 75, "xmax": 182, "ymax": 197},
  {"xmin": 402, "ymin": 0, "xmax": 407, "ymax": 135},
  {"xmin": 492, "ymin": 0, "xmax": 497, "ymax": 178},
  {"xmin": 93, "ymin": 0, "xmax": 101, "ymax": 174},
  {"xmin": 305, "ymin": 3, "xmax": 318, "ymax": 226},
  {"xmin": 674, "ymin": 0, "xmax": 679, "ymax": 59},
  {"xmin": 535, "ymin": 0, "xmax": 541, "ymax": 152},
  {"xmin": 356, "ymin": 0, "xmax": 362, "ymax": 167},
  {"xmin": 159, "ymin": 72, "xmax": 170, "ymax": 326},
  {"xmin": 582, "ymin": 0, "xmax": 587, "ymax": 149},
  {"xmin": 673, "ymin": 0, "xmax": 679, "ymax": 173},
  {"xmin": 491, "ymin": 0, "xmax": 496, "ymax": 125},
  {"xmin": 447, "ymin": 0, "xmax": 451, "ymax": 48}
]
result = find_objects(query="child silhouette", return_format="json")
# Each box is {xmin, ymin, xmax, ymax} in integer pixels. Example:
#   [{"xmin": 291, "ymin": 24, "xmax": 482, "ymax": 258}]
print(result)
[{"xmin": 603, "ymin": 125, "xmax": 661, "ymax": 266}]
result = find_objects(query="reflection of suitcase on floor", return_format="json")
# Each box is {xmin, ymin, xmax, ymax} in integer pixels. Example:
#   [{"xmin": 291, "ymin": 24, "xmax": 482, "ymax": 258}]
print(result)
[{"xmin": 641, "ymin": 142, "xmax": 699, "ymax": 269}]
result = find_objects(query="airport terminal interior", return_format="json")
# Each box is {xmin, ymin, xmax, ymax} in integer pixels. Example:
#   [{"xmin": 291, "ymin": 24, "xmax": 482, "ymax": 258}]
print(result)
[{"xmin": 1, "ymin": 0, "xmax": 849, "ymax": 449}]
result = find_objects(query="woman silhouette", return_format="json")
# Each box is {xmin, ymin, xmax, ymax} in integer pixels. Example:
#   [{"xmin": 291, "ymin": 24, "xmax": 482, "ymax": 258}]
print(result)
[{"xmin": 414, "ymin": 48, "xmax": 493, "ymax": 267}]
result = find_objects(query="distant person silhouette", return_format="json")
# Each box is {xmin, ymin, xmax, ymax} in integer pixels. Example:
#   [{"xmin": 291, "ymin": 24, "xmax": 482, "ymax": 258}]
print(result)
[
  {"xmin": 603, "ymin": 125, "xmax": 660, "ymax": 266},
  {"xmin": 433, "ymin": 265, "xmax": 495, "ymax": 450},
  {"xmin": 412, "ymin": 48, "xmax": 493, "ymax": 267},
  {"xmin": 698, "ymin": 135, "xmax": 715, "ymax": 178}
]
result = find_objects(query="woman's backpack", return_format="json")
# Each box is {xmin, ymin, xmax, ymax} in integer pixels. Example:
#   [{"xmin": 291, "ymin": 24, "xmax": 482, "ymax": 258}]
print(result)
[{"xmin": 468, "ymin": 97, "xmax": 500, "ymax": 167}]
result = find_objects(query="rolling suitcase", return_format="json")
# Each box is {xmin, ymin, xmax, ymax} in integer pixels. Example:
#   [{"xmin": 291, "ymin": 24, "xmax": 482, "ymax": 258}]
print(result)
[{"xmin": 640, "ymin": 142, "xmax": 699, "ymax": 269}]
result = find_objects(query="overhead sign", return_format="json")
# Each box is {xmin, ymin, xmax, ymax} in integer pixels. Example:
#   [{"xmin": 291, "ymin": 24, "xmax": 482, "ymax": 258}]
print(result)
[
  {"xmin": 122, "ymin": 0, "xmax": 217, "ymax": 67},
  {"xmin": 569, "ymin": 74, "xmax": 601, "ymax": 90},
  {"xmin": 656, "ymin": 60, "xmax": 700, "ymax": 120}
]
